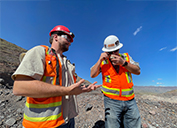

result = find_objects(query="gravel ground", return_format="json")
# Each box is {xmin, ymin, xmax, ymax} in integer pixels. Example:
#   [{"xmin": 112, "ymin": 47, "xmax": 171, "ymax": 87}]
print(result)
[{"xmin": 0, "ymin": 87, "xmax": 177, "ymax": 128}]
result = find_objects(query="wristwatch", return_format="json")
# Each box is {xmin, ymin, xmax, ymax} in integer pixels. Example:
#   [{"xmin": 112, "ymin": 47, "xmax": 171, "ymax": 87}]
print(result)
[{"xmin": 122, "ymin": 61, "xmax": 128, "ymax": 67}]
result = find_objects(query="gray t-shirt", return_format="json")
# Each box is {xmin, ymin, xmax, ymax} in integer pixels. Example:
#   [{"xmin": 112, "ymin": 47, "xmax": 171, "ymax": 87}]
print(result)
[
  {"xmin": 121, "ymin": 53, "xmax": 140, "ymax": 67},
  {"xmin": 12, "ymin": 45, "xmax": 78, "ymax": 124}
]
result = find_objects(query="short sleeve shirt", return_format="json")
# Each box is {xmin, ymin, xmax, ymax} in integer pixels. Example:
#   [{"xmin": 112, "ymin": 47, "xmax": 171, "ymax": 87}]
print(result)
[{"xmin": 12, "ymin": 45, "xmax": 78, "ymax": 124}]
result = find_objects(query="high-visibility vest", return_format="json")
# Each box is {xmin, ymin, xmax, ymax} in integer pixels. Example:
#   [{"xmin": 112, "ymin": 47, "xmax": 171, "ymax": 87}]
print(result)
[
  {"xmin": 101, "ymin": 53, "xmax": 134, "ymax": 101},
  {"xmin": 23, "ymin": 45, "xmax": 65, "ymax": 128}
]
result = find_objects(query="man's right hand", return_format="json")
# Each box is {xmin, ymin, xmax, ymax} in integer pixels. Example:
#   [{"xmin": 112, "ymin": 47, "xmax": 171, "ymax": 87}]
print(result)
[
  {"xmin": 90, "ymin": 52, "xmax": 108, "ymax": 78},
  {"xmin": 99, "ymin": 52, "xmax": 109, "ymax": 61}
]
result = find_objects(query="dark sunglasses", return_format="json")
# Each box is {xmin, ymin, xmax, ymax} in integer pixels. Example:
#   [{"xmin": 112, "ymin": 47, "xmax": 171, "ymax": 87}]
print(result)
[
  {"xmin": 60, "ymin": 35, "xmax": 72, "ymax": 43},
  {"xmin": 55, "ymin": 32, "xmax": 72, "ymax": 43},
  {"xmin": 108, "ymin": 49, "xmax": 119, "ymax": 55}
]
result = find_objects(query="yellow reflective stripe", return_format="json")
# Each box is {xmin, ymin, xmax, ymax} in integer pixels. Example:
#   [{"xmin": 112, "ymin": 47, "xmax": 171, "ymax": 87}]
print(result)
[
  {"xmin": 123, "ymin": 53, "xmax": 127, "ymax": 60},
  {"xmin": 46, "ymin": 50, "xmax": 49, "ymax": 55},
  {"xmin": 102, "ymin": 61, "xmax": 104, "ymax": 65},
  {"xmin": 102, "ymin": 85, "xmax": 134, "ymax": 97},
  {"xmin": 123, "ymin": 53, "xmax": 128, "ymax": 61},
  {"xmin": 26, "ymin": 101, "xmax": 62, "ymax": 108},
  {"xmin": 102, "ymin": 60, "xmax": 108, "ymax": 65},
  {"xmin": 125, "ymin": 72, "xmax": 130, "ymax": 83},
  {"xmin": 102, "ymin": 85, "xmax": 120, "ymax": 91},
  {"xmin": 24, "ymin": 112, "xmax": 62, "ymax": 122},
  {"xmin": 42, "ymin": 76, "xmax": 46, "ymax": 82},
  {"xmin": 109, "ymin": 79, "xmax": 111, "ymax": 83},
  {"xmin": 121, "ymin": 93, "xmax": 134, "ymax": 97},
  {"xmin": 119, "ymin": 53, "xmax": 122, "ymax": 57},
  {"xmin": 101, "ymin": 90, "xmax": 119, "ymax": 96},
  {"xmin": 125, "ymin": 72, "xmax": 132, "ymax": 83},
  {"xmin": 122, "ymin": 87, "xmax": 133, "ymax": 92},
  {"xmin": 121, "ymin": 87, "xmax": 134, "ymax": 97},
  {"xmin": 105, "ymin": 75, "xmax": 111, "ymax": 83},
  {"xmin": 101, "ymin": 85, "xmax": 120, "ymax": 96},
  {"xmin": 52, "ymin": 78, "xmax": 55, "ymax": 84}
]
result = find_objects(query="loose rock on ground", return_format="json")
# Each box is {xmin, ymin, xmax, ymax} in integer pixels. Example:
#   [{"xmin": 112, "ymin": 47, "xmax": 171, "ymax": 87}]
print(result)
[{"xmin": 0, "ymin": 86, "xmax": 177, "ymax": 128}]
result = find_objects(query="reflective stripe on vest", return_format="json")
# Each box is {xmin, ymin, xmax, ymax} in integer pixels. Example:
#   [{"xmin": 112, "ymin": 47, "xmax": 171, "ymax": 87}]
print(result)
[
  {"xmin": 24, "ymin": 112, "xmax": 62, "ymax": 122},
  {"xmin": 42, "ymin": 76, "xmax": 55, "ymax": 84},
  {"xmin": 119, "ymin": 53, "xmax": 129, "ymax": 62},
  {"xmin": 102, "ymin": 59, "xmax": 108, "ymax": 65},
  {"xmin": 23, "ymin": 45, "xmax": 64, "ymax": 127},
  {"xmin": 121, "ymin": 88, "xmax": 134, "ymax": 97},
  {"xmin": 101, "ymin": 85, "xmax": 120, "ymax": 95},
  {"xmin": 105, "ymin": 75, "xmax": 111, "ymax": 83},
  {"xmin": 101, "ymin": 85, "xmax": 134, "ymax": 97},
  {"xmin": 119, "ymin": 53, "xmax": 132, "ymax": 83},
  {"xmin": 125, "ymin": 72, "xmax": 132, "ymax": 83},
  {"xmin": 24, "ymin": 102, "xmax": 62, "ymax": 122}
]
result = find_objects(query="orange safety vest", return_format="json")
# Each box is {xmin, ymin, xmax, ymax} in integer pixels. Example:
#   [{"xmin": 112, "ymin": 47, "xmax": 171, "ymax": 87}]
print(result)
[
  {"xmin": 101, "ymin": 53, "xmax": 134, "ymax": 101},
  {"xmin": 23, "ymin": 45, "xmax": 65, "ymax": 128}
]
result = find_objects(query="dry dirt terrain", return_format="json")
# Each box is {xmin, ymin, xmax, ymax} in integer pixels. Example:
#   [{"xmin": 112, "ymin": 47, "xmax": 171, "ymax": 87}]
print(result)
[{"xmin": 0, "ymin": 85, "xmax": 177, "ymax": 128}]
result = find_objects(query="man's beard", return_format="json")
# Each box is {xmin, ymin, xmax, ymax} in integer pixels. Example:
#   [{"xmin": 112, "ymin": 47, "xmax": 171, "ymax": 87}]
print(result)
[{"xmin": 60, "ymin": 43, "xmax": 69, "ymax": 52}]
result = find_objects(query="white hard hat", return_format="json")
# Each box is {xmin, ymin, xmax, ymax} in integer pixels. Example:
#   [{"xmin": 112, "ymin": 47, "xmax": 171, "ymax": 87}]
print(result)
[{"xmin": 102, "ymin": 35, "xmax": 123, "ymax": 52}]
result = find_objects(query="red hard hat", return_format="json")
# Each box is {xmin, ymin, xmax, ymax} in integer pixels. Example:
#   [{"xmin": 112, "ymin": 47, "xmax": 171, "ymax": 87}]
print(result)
[{"xmin": 49, "ymin": 25, "xmax": 74, "ymax": 42}]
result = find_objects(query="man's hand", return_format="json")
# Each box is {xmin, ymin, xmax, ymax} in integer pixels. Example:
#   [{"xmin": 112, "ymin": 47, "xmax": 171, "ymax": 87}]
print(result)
[
  {"xmin": 90, "ymin": 52, "xmax": 109, "ymax": 78},
  {"xmin": 68, "ymin": 79, "xmax": 102, "ymax": 95},
  {"xmin": 99, "ymin": 53, "xmax": 109, "ymax": 61},
  {"xmin": 110, "ymin": 54, "xmax": 125, "ymax": 66}
]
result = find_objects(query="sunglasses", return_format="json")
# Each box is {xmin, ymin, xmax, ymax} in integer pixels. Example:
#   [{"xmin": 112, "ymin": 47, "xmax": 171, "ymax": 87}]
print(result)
[
  {"xmin": 60, "ymin": 34, "xmax": 72, "ymax": 43},
  {"xmin": 108, "ymin": 49, "xmax": 119, "ymax": 55}
]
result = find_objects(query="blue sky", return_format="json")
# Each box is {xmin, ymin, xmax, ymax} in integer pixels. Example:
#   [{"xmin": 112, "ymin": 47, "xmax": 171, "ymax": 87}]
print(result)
[{"xmin": 1, "ymin": 0, "xmax": 176, "ymax": 86}]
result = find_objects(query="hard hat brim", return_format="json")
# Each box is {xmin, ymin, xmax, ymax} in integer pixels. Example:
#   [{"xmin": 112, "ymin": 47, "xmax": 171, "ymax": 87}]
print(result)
[{"xmin": 102, "ymin": 43, "xmax": 123, "ymax": 52}]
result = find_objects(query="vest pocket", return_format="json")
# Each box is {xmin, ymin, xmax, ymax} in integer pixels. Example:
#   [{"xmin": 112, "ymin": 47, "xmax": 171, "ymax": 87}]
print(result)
[{"xmin": 45, "ymin": 55, "xmax": 56, "ymax": 76}]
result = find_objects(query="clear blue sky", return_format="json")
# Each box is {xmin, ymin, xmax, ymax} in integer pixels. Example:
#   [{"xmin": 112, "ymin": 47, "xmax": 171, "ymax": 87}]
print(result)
[{"xmin": 1, "ymin": 0, "xmax": 176, "ymax": 87}]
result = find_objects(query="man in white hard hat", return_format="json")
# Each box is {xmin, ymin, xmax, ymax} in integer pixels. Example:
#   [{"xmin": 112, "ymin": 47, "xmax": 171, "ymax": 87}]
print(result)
[{"xmin": 90, "ymin": 35, "xmax": 141, "ymax": 128}]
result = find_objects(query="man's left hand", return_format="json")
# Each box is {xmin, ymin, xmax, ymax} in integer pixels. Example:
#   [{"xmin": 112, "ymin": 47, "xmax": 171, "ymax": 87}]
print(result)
[{"xmin": 110, "ymin": 54, "xmax": 125, "ymax": 66}]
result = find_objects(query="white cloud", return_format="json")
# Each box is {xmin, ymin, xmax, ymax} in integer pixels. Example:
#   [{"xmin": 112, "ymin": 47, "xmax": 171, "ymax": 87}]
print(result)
[
  {"xmin": 157, "ymin": 78, "xmax": 162, "ymax": 80},
  {"xmin": 133, "ymin": 26, "xmax": 142, "ymax": 36},
  {"xmin": 156, "ymin": 82, "xmax": 163, "ymax": 85},
  {"xmin": 170, "ymin": 46, "xmax": 177, "ymax": 52},
  {"xmin": 152, "ymin": 80, "xmax": 155, "ymax": 82},
  {"xmin": 159, "ymin": 47, "xmax": 167, "ymax": 51}
]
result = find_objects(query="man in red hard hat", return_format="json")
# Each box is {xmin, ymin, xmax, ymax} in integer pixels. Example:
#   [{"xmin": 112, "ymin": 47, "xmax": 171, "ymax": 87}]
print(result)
[{"xmin": 12, "ymin": 25, "xmax": 101, "ymax": 128}]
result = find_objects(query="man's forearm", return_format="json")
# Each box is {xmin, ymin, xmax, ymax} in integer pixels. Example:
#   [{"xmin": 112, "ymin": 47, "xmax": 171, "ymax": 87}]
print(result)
[
  {"xmin": 90, "ymin": 59, "xmax": 101, "ymax": 78},
  {"xmin": 13, "ymin": 80, "xmax": 70, "ymax": 98},
  {"xmin": 124, "ymin": 63, "xmax": 140, "ymax": 75},
  {"xmin": 13, "ymin": 75, "xmax": 70, "ymax": 98},
  {"xmin": 13, "ymin": 75, "xmax": 102, "ymax": 98}
]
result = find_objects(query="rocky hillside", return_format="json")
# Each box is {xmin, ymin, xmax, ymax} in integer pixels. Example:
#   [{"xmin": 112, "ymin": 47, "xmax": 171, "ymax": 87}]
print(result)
[
  {"xmin": 0, "ymin": 38, "xmax": 177, "ymax": 128},
  {"xmin": 0, "ymin": 38, "xmax": 27, "ymax": 88}
]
